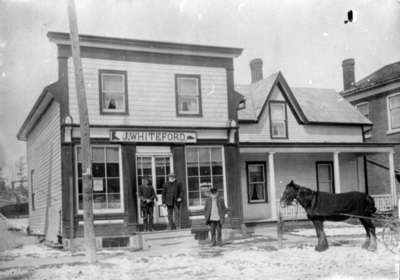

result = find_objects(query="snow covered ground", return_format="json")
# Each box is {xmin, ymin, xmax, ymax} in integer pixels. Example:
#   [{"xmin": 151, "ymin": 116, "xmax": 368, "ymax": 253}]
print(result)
[
  {"xmin": 6, "ymin": 218, "xmax": 29, "ymax": 232},
  {"xmin": 1, "ymin": 241, "xmax": 397, "ymax": 280},
  {"xmin": 291, "ymin": 222, "xmax": 384, "ymax": 237},
  {"xmin": 0, "ymin": 222, "xmax": 398, "ymax": 280}
]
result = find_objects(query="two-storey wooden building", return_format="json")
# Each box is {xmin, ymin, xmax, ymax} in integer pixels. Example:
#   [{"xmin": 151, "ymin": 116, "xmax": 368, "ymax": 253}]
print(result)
[
  {"xmin": 341, "ymin": 58, "xmax": 400, "ymax": 198},
  {"xmin": 17, "ymin": 32, "xmax": 244, "ymax": 246},
  {"xmin": 235, "ymin": 59, "xmax": 397, "ymax": 223}
]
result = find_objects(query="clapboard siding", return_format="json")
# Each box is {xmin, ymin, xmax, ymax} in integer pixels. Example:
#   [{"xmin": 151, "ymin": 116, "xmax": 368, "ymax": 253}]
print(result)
[
  {"xmin": 68, "ymin": 58, "xmax": 228, "ymax": 126},
  {"xmin": 27, "ymin": 101, "xmax": 62, "ymax": 240},
  {"xmin": 239, "ymin": 87, "xmax": 363, "ymax": 142}
]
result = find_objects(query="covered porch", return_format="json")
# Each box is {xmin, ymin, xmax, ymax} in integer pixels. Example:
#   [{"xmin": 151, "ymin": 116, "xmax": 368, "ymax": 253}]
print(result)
[{"xmin": 239, "ymin": 143, "xmax": 397, "ymax": 222}]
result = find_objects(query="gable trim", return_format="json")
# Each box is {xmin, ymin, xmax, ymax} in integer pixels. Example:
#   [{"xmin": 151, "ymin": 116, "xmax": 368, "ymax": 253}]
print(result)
[{"xmin": 251, "ymin": 72, "xmax": 308, "ymax": 125}]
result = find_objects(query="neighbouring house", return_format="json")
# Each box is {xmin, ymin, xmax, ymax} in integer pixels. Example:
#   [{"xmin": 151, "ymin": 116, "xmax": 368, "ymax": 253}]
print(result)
[
  {"xmin": 235, "ymin": 58, "xmax": 397, "ymax": 223},
  {"xmin": 17, "ymin": 32, "xmax": 244, "ymax": 246},
  {"xmin": 341, "ymin": 59, "xmax": 400, "ymax": 199}
]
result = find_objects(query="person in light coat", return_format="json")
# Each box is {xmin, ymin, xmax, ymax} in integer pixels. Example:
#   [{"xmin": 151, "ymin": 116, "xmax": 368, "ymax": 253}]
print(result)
[{"xmin": 204, "ymin": 185, "xmax": 226, "ymax": 246}]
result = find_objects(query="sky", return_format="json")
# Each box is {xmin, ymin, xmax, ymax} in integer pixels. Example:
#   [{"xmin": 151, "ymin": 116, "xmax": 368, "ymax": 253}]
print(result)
[{"xmin": 0, "ymin": 0, "xmax": 399, "ymax": 174}]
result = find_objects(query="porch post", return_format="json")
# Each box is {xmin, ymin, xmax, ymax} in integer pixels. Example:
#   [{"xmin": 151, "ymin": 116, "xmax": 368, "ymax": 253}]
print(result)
[
  {"xmin": 268, "ymin": 152, "xmax": 277, "ymax": 220},
  {"xmin": 388, "ymin": 151, "xmax": 397, "ymax": 207},
  {"xmin": 333, "ymin": 152, "xmax": 341, "ymax": 193}
]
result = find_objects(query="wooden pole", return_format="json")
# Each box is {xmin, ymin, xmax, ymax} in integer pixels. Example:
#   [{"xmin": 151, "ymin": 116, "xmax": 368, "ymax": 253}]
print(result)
[
  {"xmin": 69, "ymin": 176, "xmax": 74, "ymax": 252},
  {"xmin": 66, "ymin": 0, "xmax": 97, "ymax": 263},
  {"xmin": 277, "ymin": 208, "xmax": 283, "ymax": 249}
]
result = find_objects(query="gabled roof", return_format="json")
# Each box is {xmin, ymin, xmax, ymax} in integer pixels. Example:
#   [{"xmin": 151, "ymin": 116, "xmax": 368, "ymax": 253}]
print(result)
[
  {"xmin": 236, "ymin": 72, "xmax": 371, "ymax": 125},
  {"xmin": 292, "ymin": 87, "xmax": 371, "ymax": 125},
  {"xmin": 342, "ymin": 61, "xmax": 400, "ymax": 95},
  {"xmin": 47, "ymin": 32, "xmax": 243, "ymax": 58},
  {"xmin": 237, "ymin": 72, "xmax": 307, "ymax": 123},
  {"xmin": 17, "ymin": 82, "xmax": 59, "ymax": 141}
]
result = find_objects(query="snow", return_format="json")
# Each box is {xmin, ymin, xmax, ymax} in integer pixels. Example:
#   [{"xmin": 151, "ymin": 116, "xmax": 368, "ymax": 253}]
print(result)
[
  {"xmin": 6, "ymin": 218, "xmax": 29, "ymax": 232},
  {"xmin": 0, "ymin": 222, "xmax": 398, "ymax": 279},
  {"xmin": 15, "ymin": 244, "xmax": 397, "ymax": 280},
  {"xmin": 1, "ymin": 237, "xmax": 398, "ymax": 280},
  {"xmin": 291, "ymin": 222, "xmax": 384, "ymax": 237},
  {"xmin": 1, "ymin": 244, "xmax": 69, "ymax": 259}
]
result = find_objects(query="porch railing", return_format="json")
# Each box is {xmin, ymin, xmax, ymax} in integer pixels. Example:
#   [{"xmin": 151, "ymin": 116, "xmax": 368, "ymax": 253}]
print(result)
[
  {"xmin": 278, "ymin": 203, "xmax": 307, "ymax": 220},
  {"xmin": 371, "ymin": 194, "xmax": 393, "ymax": 212},
  {"xmin": 277, "ymin": 194, "xmax": 394, "ymax": 220}
]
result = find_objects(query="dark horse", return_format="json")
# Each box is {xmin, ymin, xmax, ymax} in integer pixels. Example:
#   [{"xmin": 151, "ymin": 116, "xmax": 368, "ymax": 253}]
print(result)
[{"xmin": 280, "ymin": 180, "xmax": 377, "ymax": 252}]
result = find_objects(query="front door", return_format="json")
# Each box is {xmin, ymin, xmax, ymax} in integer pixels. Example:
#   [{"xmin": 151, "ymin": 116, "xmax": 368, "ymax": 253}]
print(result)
[
  {"xmin": 316, "ymin": 162, "xmax": 335, "ymax": 193},
  {"xmin": 136, "ymin": 154, "xmax": 173, "ymax": 224}
]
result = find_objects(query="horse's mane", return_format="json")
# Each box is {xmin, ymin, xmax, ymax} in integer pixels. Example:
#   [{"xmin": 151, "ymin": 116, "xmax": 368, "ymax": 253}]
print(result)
[
  {"xmin": 289, "ymin": 181, "xmax": 316, "ymax": 209},
  {"xmin": 290, "ymin": 181, "xmax": 315, "ymax": 195}
]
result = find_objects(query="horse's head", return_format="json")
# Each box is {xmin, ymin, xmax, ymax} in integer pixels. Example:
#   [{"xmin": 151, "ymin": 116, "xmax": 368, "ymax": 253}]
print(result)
[{"xmin": 280, "ymin": 180, "xmax": 299, "ymax": 207}]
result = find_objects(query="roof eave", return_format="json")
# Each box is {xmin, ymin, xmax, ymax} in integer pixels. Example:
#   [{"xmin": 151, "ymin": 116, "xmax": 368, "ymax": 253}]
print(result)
[
  {"xmin": 305, "ymin": 121, "xmax": 372, "ymax": 126},
  {"xmin": 341, "ymin": 77, "xmax": 400, "ymax": 97},
  {"xmin": 47, "ymin": 31, "xmax": 243, "ymax": 58},
  {"xmin": 17, "ymin": 83, "xmax": 58, "ymax": 141}
]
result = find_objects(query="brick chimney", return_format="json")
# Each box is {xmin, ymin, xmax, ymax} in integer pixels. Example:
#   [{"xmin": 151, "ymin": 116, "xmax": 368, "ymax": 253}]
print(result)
[
  {"xmin": 342, "ymin": 58, "xmax": 355, "ymax": 90},
  {"xmin": 250, "ymin": 58, "xmax": 263, "ymax": 83}
]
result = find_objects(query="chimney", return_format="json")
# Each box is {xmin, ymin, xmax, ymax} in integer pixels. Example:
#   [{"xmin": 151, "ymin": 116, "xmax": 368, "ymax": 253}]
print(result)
[
  {"xmin": 342, "ymin": 58, "xmax": 355, "ymax": 90},
  {"xmin": 250, "ymin": 58, "xmax": 263, "ymax": 83}
]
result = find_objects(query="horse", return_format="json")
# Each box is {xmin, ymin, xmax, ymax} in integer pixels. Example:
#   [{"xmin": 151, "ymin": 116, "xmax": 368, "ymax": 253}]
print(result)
[{"xmin": 280, "ymin": 180, "xmax": 377, "ymax": 252}]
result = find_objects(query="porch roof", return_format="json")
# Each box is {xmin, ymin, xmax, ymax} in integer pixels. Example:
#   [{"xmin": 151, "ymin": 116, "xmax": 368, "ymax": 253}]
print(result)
[{"xmin": 239, "ymin": 142, "xmax": 397, "ymax": 154}]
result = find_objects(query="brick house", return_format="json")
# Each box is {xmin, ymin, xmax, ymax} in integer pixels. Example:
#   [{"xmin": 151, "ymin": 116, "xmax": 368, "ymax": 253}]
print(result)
[{"xmin": 341, "ymin": 59, "xmax": 400, "ymax": 200}]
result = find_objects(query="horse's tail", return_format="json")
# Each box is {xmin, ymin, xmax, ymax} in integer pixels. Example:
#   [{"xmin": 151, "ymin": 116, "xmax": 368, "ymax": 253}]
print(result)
[{"xmin": 365, "ymin": 194, "xmax": 377, "ymax": 215}]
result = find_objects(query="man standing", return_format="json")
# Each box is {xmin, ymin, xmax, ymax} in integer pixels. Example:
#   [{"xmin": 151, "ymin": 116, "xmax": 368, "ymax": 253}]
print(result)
[
  {"xmin": 162, "ymin": 173, "xmax": 183, "ymax": 230},
  {"xmin": 138, "ymin": 177, "xmax": 157, "ymax": 231}
]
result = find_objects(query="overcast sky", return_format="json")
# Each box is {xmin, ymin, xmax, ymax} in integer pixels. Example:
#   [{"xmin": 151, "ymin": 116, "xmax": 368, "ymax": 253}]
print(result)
[{"xmin": 0, "ymin": 0, "xmax": 399, "ymax": 172}]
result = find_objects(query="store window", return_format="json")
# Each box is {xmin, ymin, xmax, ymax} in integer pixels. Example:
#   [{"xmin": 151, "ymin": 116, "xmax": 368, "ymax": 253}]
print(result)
[
  {"xmin": 175, "ymin": 74, "xmax": 202, "ymax": 116},
  {"xmin": 76, "ymin": 146, "xmax": 123, "ymax": 212},
  {"xmin": 269, "ymin": 101, "xmax": 288, "ymax": 138},
  {"xmin": 246, "ymin": 162, "xmax": 267, "ymax": 203},
  {"xmin": 388, "ymin": 93, "xmax": 400, "ymax": 131},
  {"xmin": 186, "ymin": 147, "xmax": 225, "ymax": 208},
  {"xmin": 99, "ymin": 70, "xmax": 128, "ymax": 114}
]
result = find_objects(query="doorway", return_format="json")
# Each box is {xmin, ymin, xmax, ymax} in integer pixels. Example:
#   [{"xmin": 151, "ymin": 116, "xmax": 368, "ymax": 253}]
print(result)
[
  {"xmin": 136, "ymin": 150, "xmax": 173, "ymax": 225},
  {"xmin": 316, "ymin": 162, "xmax": 335, "ymax": 193}
]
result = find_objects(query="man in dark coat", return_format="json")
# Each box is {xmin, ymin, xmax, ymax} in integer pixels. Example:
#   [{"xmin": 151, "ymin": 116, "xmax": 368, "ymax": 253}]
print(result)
[
  {"xmin": 138, "ymin": 177, "xmax": 157, "ymax": 231},
  {"xmin": 204, "ymin": 185, "xmax": 226, "ymax": 246},
  {"xmin": 162, "ymin": 173, "xmax": 183, "ymax": 230}
]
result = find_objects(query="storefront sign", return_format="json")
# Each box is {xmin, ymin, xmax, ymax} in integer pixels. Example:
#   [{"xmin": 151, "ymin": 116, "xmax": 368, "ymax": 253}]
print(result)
[{"xmin": 110, "ymin": 130, "xmax": 197, "ymax": 143}]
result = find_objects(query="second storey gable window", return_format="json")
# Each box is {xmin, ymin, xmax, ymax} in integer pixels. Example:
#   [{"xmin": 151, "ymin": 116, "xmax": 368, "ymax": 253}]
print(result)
[
  {"xmin": 388, "ymin": 93, "xmax": 400, "ymax": 131},
  {"xmin": 175, "ymin": 74, "xmax": 202, "ymax": 116},
  {"xmin": 269, "ymin": 101, "xmax": 288, "ymax": 138},
  {"xmin": 99, "ymin": 70, "xmax": 128, "ymax": 114}
]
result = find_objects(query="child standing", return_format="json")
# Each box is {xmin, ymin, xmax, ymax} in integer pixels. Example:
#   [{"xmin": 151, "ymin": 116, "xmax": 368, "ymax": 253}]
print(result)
[{"xmin": 204, "ymin": 185, "xmax": 226, "ymax": 246}]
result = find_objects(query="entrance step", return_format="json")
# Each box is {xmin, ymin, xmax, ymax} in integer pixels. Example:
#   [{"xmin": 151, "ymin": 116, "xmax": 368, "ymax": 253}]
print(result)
[{"xmin": 136, "ymin": 229, "xmax": 194, "ymax": 249}]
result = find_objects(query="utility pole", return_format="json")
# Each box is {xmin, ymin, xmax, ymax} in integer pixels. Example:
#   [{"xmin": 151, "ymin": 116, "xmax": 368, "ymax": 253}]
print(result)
[{"xmin": 66, "ymin": 0, "xmax": 97, "ymax": 263}]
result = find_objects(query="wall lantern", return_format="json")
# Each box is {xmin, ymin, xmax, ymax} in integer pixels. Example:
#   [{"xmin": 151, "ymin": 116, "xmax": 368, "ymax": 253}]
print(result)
[
  {"xmin": 227, "ymin": 119, "xmax": 237, "ymax": 143},
  {"xmin": 63, "ymin": 115, "xmax": 73, "ymax": 143}
]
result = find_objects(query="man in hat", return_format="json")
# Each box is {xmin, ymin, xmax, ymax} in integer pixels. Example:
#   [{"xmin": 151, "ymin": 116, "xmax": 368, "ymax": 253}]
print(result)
[
  {"xmin": 138, "ymin": 177, "xmax": 157, "ymax": 231},
  {"xmin": 162, "ymin": 173, "xmax": 183, "ymax": 230},
  {"xmin": 204, "ymin": 185, "xmax": 226, "ymax": 246}
]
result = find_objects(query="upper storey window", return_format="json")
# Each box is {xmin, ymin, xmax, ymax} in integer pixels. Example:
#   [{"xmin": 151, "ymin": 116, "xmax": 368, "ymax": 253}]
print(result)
[
  {"xmin": 388, "ymin": 93, "xmax": 400, "ymax": 132},
  {"xmin": 175, "ymin": 74, "xmax": 202, "ymax": 117},
  {"xmin": 269, "ymin": 101, "xmax": 288, "ymax": 139},
  {"xmin": 99, "ymin": 70, "xmax": 128, "ymax": 115}
]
